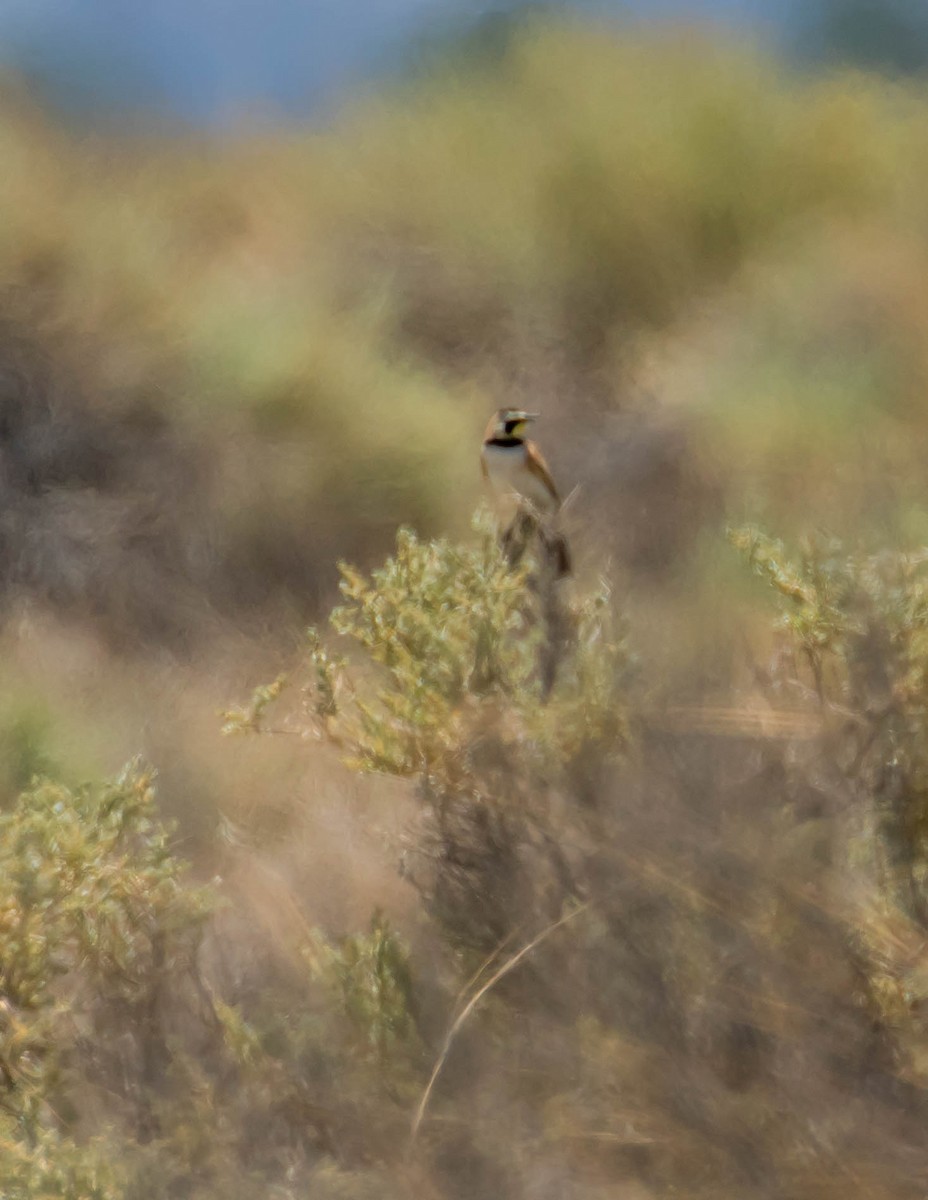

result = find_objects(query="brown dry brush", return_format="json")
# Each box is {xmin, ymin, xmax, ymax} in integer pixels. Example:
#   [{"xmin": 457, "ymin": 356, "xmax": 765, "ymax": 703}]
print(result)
[
  {"xmin": 218, "ymin": 514, "xmax": 928, "ymax": 1198},
  {"xmin": 396, "ymin": 730, "xmax": 928, "ymax": 1199},
  {"xmin": 8, "ymin": 518, "xmax": 928, "ymax": 1198}
]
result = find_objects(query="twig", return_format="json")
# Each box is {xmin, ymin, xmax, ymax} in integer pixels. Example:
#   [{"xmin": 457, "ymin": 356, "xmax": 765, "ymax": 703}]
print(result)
[
  {"xmin": 452, "ymin": 927, "xmax": 522, "ymax": 1012},
  {"xmin": 559, "ymin": 484, "xmax": 582, "ymax": 514},
  {"xmin": 407, "ymin": 902, "xmax": 590, "ymax": 1155}
]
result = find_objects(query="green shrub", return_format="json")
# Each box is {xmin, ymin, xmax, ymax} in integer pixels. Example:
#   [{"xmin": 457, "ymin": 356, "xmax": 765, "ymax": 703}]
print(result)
[
  {"xmin": 230, "ymin": 506, "xmax": 630, "ymax": 965},
  {"xmin": 311, "ymin": 507, "xmax": 630, "ymax": 782},
  {"xmin": 733, "ymin": 524, "xmax": 928, "ymax": 1081},
  {"xmin": 0, "ymin": 764, "xmax": 213, "ymax": 1195},
  {"xmin": 0, "ymin": 759, "xmax": 432, "ymax": 1197}
]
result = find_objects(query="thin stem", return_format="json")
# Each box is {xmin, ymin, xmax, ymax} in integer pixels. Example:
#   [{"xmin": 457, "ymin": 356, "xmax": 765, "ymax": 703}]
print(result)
[{"xmin": 407, "ymin": 902, "xmax": 590, "ymax": 1155}]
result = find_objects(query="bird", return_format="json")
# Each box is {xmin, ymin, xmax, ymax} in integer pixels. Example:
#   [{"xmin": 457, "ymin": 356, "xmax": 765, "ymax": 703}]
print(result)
[
  {"xmin": 481, "ymin": 408, "xmax": 570, "ymax": 576},
  {"xmin": 481, "ymin": 408, "xmax": 559, "ymax": 512}
]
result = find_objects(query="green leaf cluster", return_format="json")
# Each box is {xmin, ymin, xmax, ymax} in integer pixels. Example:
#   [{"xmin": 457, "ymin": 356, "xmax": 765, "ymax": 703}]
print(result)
[
  {"xmin": 305, "ymin": 912, "xmax": 418, "ymax": 1071},
  {"xmin": 0, "ymin": 763, "xmax": 213, "ymax": 1195},
  {"xmin": 311, "ymin": 507, "xmax": 630, "ymax": 790}
]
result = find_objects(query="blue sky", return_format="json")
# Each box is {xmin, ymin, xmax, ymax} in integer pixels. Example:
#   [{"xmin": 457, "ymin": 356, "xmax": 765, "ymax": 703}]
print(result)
[{"xmin": 0, "ymin": 0, "xmax": 892, "ymax": 126}]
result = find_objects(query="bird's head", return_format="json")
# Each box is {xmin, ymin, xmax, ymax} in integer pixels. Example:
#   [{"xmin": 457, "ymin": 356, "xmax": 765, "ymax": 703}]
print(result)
[{"xmin": 489, "ymin": 408, "xmax": 539, "ymax": 440}]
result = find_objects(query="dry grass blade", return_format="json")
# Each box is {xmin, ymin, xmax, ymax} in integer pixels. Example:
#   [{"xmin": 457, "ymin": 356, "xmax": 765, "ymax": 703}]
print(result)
[
  {"xmin": 653, "ymin": 704, "xmax": 824, "ymax": 739},
  {"xmin": 407, "ymin": 901, "xmax": 590, "ymax": 1155}
]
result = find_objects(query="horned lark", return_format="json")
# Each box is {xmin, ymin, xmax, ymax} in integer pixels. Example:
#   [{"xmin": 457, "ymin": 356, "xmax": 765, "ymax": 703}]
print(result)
[
  {"xmin": 481, "ymin": 409, "xmax": 560, "ymax": 513},
  {"xmin": 481, "ymin": 408, "xmax": 570, "ymax": 575}
]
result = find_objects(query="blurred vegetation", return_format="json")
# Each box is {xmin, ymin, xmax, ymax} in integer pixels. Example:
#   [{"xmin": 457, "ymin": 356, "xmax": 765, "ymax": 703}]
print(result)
[
  {"xmin": 12, "ymin": 509, "xmax": 928, "ymax": 1194},
  {"xmin": 735, "ymin": 527, "xmax": 928, "ymax": 933},
  {"xmin": 242, "ymin": 508, "xmax": 629, "ymax": 951},
  {"xmin": 6, "ymin": 11, "xmax": 928, "ymax": 1198},
  {"xmin": 0, "ymin": 763, "xmax": 426, "ymax": 1197},
  {"xmin": 4, "ymin": 19, "xmax": 928, "ymax": 638}
]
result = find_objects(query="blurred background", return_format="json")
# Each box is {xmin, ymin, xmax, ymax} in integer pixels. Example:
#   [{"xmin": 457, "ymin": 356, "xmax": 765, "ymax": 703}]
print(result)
[
  {"xmin": 4, "ymin": 0, "xmax": 928, "ymax": 1195},
  {"xmin": 4, "ymin": 0, "xmax": 928, "ymax": 125},
  {"xmin": 2, "ymin": 0, "xmax": 928, "ymax": 712}
]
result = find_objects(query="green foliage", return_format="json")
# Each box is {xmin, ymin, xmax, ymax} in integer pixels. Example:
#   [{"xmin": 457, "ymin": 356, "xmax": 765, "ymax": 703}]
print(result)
[
  {"xmin": 0, "ymin": 1124, "xmax": 124, "ymax": 1200},
  {"xmin": 0, "ymin": 765, "xmax": 211, "ymax": 1123},
  {"xmin": 0, "ymin": 763, "xmax": 213, "ymax": 1196},
  {"xmin": 733, "ymin": 524, "xmax": 928, "ymax": 1080},
  {"xmin": 0, "ymin": 760, "xmax": 428, "ymax": 1197},
  {"xmin": 220, "ymin": 675, "xmax": 288, "ymax": 736},
  {"xmin": 313, "ymin": 507, "xmax": 630, "ymax": 789},
  {"xmin": 306, "ymin": 911, "xmax": 419, "ymax": 1071},
  {"xmin": 731, "ymin": 523, "xmax": 928, "ymax": 711},
  {"xmin": 328, "ymin": 510, "xmax": 539, "ymax": 778},
  {"xmin": 731, "ymin": 525, "xmax": 855, "ymax": 661}
]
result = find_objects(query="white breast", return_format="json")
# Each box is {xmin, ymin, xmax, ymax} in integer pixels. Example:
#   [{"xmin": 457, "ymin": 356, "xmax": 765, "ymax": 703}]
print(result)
[{"xmin": 482, "ymin": 443, "xmax": 556, "ymax": 513}]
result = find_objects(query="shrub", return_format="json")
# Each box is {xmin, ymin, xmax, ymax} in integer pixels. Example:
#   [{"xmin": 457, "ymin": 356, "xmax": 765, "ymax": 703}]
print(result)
[
  {"xmin": 0, "ymin": 761, "xmax": 431, "ymax": 1197},
  {"xmin": 231, "ymin": 508, "xmax": 631, "ymax": 951},
  {"xmin": 733, "ymin": 524, "xmax": 928, "ymax": 1084},
  {"xmin": 0, "ymin": 763, "xmax": 212, "ymax": 1194}
]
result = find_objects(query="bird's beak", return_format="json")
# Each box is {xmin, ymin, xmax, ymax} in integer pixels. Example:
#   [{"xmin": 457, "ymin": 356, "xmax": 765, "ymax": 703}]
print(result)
[{"xmin": 519, "ymin": 412, "xmax": 539, "ymax": 422}]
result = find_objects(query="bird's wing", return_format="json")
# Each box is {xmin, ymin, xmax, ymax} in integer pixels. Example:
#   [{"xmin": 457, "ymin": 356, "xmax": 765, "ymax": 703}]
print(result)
[{"xmin": 525, "ymin": 441, "xmax": 561, "ymax": 506}]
